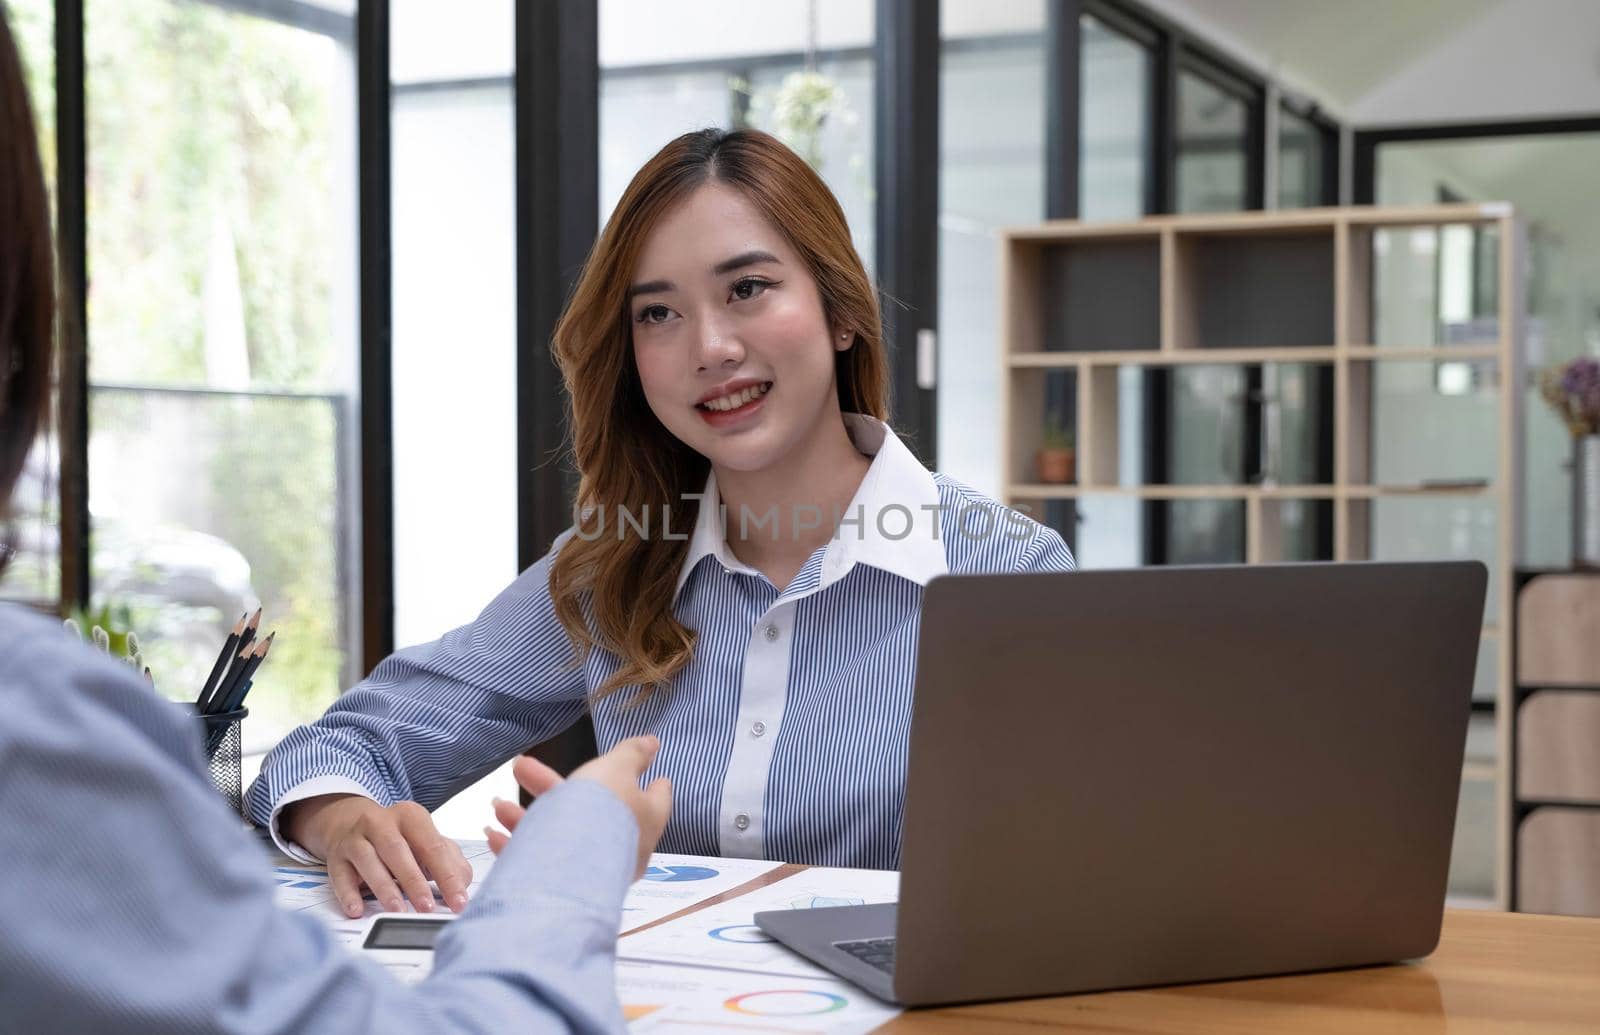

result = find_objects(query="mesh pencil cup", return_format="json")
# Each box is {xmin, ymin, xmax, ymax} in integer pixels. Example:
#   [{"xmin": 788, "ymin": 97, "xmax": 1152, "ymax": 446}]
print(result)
[{"xmin": 198, "ymin": 705, "xmax": 249, "ymax": 815}]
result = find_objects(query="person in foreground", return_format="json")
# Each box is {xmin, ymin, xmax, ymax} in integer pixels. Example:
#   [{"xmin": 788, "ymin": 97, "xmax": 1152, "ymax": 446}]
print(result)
[{"xmin": 0, "ymin": 12, "xmax": 667, "ymax": 1031}]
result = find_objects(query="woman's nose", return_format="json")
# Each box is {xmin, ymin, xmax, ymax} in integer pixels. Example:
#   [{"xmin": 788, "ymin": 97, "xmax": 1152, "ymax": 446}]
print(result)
[{"xmin": 694, "ymin": 318, "xmax": 744, "ymax": 370}]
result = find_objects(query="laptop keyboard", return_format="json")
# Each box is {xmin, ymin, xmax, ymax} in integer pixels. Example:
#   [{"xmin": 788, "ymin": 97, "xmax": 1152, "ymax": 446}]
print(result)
[{"xmin": 834, "ymin": 937, "xmax": 896, "ymax": 973}]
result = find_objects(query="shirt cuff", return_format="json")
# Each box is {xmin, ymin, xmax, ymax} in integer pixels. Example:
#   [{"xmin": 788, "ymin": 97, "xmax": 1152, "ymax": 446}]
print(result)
[
  {"xmin": 468, "ymin": 777, "xmax": 638, "ymax": 916},
  {"xmin": 265, "ymin": 775, "xmax": 380, "ymax": 863}
]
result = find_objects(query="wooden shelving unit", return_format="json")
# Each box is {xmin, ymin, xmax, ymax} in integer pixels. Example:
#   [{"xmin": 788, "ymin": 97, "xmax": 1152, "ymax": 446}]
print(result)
[
  {"xmin": 1511, "ymin": 570, "xmax": 1600, "ymax": 917},
  {"xmin": 1000, "ymin": 203, "xmax": 1524, "ymax": 907}
]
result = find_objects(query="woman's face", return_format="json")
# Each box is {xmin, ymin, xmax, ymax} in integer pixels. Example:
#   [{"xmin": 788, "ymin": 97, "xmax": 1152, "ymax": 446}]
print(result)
[{"xmin": 629, "ymin": 182, "xmax": 849, "ymax": 475}]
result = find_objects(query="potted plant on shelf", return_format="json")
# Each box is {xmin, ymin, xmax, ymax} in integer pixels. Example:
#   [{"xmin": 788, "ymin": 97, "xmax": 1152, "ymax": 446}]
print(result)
[
  {"xmin": 1540, "ymin": 356, "xmax": 1600, "ymax": 568},
  {"xmin": 1036, "ymin": 419, "xmax": 1076, "ymax": 484}
]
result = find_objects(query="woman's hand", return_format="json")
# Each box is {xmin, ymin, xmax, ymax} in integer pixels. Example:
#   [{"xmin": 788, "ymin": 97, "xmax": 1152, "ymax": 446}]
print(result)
[
  {"xmin": 487, "ymin": 734, "xmax": 672, "ymax": 879},
  {"xmin": 283, "ymin": 794, "xmax": 474, "ymax": 918}
]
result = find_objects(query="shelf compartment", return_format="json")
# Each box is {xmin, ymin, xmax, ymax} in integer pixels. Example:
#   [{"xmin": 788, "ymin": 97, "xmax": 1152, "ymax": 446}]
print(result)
[
  {"xmin": 1519, "ymin": 692, "xmax": 1600, "ymax": 801},
  {"xmin": 1517, "ymin": 575, "xmax": 1600, "ymax": 684},
  {"xmin": 1340, "ymin": 495, "xmax": 1501, "ymax": 626},
  {"xmin": 1518, "ymin": 808, "xmax": 1600, "ymax": 917},
  {"xmin": 1006, "ymin": 368, "xmax": 1078, "ymax": 489},
  {"xmin": 1030, "ymin": 238, "xmax": 1161, "ymax": 353},
  {"xmin": 1247, "ymin": 496, "xmax": 1336, "ymax": 563},
  {"xmin": 1169, "ymin": 228, "xmax": 1335, "ymax": 350},
  {"xmin": 1341, "ymin": 359, "xmax": 1500, "ymax": 489},
  {"xmin": 1366, "ymin": 222, "xmax": 1505, "ymax": 348}
]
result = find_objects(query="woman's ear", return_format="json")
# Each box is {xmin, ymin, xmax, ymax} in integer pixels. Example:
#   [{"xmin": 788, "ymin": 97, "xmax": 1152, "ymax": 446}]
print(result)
[{"xmin": 834, "ymin": 328, "xmax": 854, "ymax": 352}]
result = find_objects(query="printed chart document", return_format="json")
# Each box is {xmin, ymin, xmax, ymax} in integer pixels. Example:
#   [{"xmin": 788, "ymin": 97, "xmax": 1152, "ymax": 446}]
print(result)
[
  {"xmin": 270, "ymin": 839, "xmax": 780, "ymax": 934},
  {"xmin": 622, "ymin": 853, "xmax": 785, "ymax": 932},
  {"xmin": 618, "ymin": 959, "xmax": 900, "ymax": 1034},
  {"xmin": 266, "ymin": 836, "xmax": 900, "ymax": 1031},
  {"xmin": 618, "ymin": 866, "xmax": 901, "ymax": 980}
]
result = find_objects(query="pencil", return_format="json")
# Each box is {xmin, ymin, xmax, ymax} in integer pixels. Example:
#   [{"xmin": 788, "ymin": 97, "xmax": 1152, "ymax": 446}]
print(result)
[
  {"xmin": 196, "ymin": 611, "xmax": 247, "ymax": 711},
  {"xmin": 205, "ymin": 634, "xmax": 272, "ymax": 753},
  {"xmin": 213, "ymin": 633, "xmax": 272, "ymax": 717},
  {"xmin": 238, "ymin": 607, "xmax": 263, "ymax": 653},
  {"xmin": 207, "ymin": 640, "xmax": 255, "ymax": 716}
]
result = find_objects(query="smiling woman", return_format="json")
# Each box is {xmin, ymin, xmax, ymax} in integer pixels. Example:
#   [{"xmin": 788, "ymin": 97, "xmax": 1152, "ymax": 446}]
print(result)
[
  {"xmin": 247, "ymin": 128, "xmax": 1074, "ymax": 914},
  {"xmin": 553, "ymin": 131, "xmax": 889, "ymax": 698}
]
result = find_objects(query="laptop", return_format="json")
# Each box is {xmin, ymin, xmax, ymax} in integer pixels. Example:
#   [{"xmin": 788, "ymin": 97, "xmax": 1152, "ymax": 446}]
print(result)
[{"xmin": 756, "ymin": 561, "xmax": 1485, "ymax": 1006}]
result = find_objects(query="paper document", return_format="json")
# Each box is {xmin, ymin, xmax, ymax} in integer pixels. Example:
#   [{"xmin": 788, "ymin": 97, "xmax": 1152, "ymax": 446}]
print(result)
[
  {"xmin": 273, "ymin": 841, "xmax": 779, "ymax": 935},
  {"xmin": 622, "ymin": 853, "xmax": 784, "ymax": 932},
  {"xmin": 617, "ymin": 866, "xmax": 900, "ymax": 980},
  {"xmin": 618, "ymin": 959, "xmax": 899, "ymax": 1033}
]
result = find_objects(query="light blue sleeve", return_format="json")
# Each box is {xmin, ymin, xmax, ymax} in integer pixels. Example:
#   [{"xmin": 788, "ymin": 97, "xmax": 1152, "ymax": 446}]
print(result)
[
  {"xmin": 245, "ymin": 533, "xmax": 591, "ymax": 830},
  {"xmin": 0, "ymin": 606, "xmax": 634, "ymax": 1034}
]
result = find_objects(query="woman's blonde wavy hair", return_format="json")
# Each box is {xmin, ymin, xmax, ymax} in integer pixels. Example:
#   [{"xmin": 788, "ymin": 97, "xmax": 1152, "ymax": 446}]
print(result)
[{"xmin": 549, "ymin": 128, "xmax": 889, "ymax": 701}]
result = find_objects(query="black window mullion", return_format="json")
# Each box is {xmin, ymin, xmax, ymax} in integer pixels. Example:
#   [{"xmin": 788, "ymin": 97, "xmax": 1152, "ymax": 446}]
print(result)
[
  {"xmin": 1245, "ymin": 84, "xmax": 1266, "ymax": 210},
  {"xmin": 56, "ymin": 0, "xmax": 88, "ymax": 613},
  {"xmin": 873, "ymin": 0, "xmax": 938, "ymax": 465},
  {"xmin": 1044, "ymin": 0, "xmax": 1082, "ymax": 221},
  {"xmin": 515, "ymin": 0, "xmax": 596, "ymax": 570},
  {"xmin": 356, "ymin": 0, "xmax": 394, "ymax": 673},
  {"xmin": 514, "ymin": 0, "xmax": 598, "ymax": 780},
  {"xmin": 1318, "ymin": 114, "xmax": 1340, "ymax": 207},
  {"xmin": 1142, "ymin": 27, "xmax": 1176, "ymax": 563}
]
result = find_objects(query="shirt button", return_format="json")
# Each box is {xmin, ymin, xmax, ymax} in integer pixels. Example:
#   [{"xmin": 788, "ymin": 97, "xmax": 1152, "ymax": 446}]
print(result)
[
  {"xmin": 751, "ymin": 721, "xmax": 766, "ymax": 737},
  {"xmin": 762, "ymin": 623, "xmax": 780, "ymax": 642},
  {"xmin": 734, "ymin": 813, "xmax": 750, "ymax": 831}
]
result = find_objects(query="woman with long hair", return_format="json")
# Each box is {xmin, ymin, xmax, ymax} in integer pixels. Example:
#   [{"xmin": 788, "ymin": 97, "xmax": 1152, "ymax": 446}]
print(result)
[
  {"xmin": 251, "ymin": 127, "xmax": 1074, "ymax": 914},
  {"xmin": 0, "ymin": 10, "xmax": 667, "ymax": 1028}
]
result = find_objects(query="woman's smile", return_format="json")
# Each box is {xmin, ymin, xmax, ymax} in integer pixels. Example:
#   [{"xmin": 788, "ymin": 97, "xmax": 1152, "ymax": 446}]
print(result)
[{"xmin": 696, "ymin": 379, "xmax": 773, "ymax": 427}]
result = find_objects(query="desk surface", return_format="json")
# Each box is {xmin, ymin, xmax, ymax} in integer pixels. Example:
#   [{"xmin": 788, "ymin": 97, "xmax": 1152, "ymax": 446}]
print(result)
[
  {"xmin": 877, "ymin": 910, "xmax": 1600, "ymax": 1033},
  {"xmin": 633, "ymin": 866, "xmax": 1600, "ymax": 1033}
]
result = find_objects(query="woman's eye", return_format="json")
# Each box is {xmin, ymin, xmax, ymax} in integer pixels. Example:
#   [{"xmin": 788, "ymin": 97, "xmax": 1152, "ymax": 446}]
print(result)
[
  {"xmin": 731, "ymin": 277, "xmax": 774, "ymax": 302},
  {"xmin": 636, "ymin": 304, "xmax": 673, "ymax": 324}
]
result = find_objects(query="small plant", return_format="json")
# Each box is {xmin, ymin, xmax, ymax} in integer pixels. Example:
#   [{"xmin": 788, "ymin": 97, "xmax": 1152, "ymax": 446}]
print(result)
[
  {"xmin": 1540, "ymin": 357, "xmax": 1600, "ymax": 437},
  {"xmin": 1036, "ymin": 418, "xmax": 1076, "ymax": 484},
  {"xmin": 63, "ymin": 599, "xmax": 137, "ymax": 657},
  {"xmin": 1041, "ymin": 419, "xmax": 1074, "ymax": 452}
]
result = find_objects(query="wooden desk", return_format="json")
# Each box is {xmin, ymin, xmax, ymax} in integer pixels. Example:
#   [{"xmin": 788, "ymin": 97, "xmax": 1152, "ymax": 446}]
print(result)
[
  {"xmin": 877, "ymin": 911, "xmax": 1600, "ymax": 1033},
  {"xmin": 626, "ymin": 872, "xmax": 1600, "ymax": 1033}
]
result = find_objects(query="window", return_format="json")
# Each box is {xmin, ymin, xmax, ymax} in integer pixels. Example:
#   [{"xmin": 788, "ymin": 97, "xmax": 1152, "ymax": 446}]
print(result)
[
  {"xmin": 84, "ymin": 0, "xmax": 359, "ymax": 745},
  {"xmin": 390, "ymin": 0, "xmax": 518, "ymax": 650},
  {"xmin": 1278, "ymin": 103, "xmax": 1332, "ymax": 209},
  {"xmin": 936, "ymin": 0, "xmax": 1045, "ymax": 498},
  {"xmin": 598, "ymin": 0, "xmax": 875, "ymax": 269},
  {"xmin": 1079, "ymin": 12, "xmax": 1149, "ymax": 222},
  {"xmin": 1168, "ymin": 60, "xmax": 1263, "ymax": 563},
  {"xmin": 1175, "ymin": 65, "xmax": 1253, "ymax": 215}
]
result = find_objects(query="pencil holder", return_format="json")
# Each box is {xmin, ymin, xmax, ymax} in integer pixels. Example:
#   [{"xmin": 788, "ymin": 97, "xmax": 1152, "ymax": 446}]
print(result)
[{"xmin": 199, "ymin": 705, "xmax": 249, "ymax": 815}]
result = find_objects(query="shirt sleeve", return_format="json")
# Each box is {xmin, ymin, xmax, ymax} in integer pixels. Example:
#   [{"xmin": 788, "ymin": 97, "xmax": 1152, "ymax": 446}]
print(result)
[
  {"xmin": 1013, "ymin": 519, "xmax": 1077, "ymax": 573},
  {"xmin": 244, "ymin": 533, "xmax": 592, "ymax": 842},
  {"xmin": 0, "ymin": 614, "xmax": 635, "ymax": 1034}
]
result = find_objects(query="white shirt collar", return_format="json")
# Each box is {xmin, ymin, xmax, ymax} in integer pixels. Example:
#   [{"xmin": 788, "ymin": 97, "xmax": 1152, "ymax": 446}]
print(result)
[{"xmin": 673, "ymin": 414, "xmax": 949, "ymax": 599}]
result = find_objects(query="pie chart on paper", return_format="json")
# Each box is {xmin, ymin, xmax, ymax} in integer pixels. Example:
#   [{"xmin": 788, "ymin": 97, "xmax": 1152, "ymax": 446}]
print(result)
[{"xmin": 643, "ymin": 864, "xmax": 721, "ymax": 883}]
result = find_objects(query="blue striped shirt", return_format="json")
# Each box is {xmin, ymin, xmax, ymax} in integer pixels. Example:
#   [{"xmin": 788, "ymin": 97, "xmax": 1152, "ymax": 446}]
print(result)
[
  {"xmin": 247, "ymin": 416, "xmax": 1074, "ymax": 869},
  {"xmin": 0, "ymin": 603, "xmax": 638, "ymax": 1033}
]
